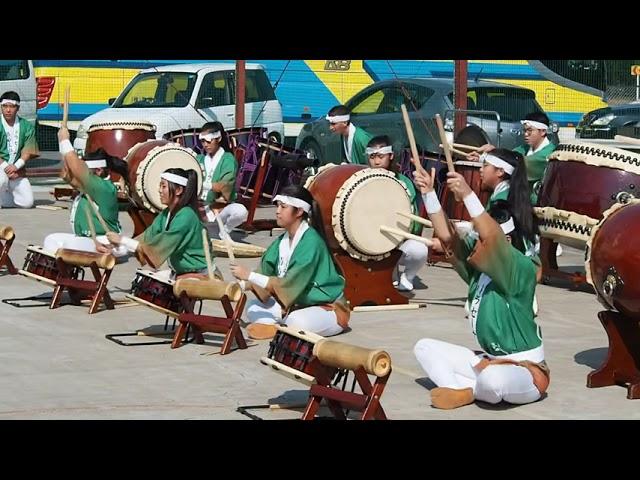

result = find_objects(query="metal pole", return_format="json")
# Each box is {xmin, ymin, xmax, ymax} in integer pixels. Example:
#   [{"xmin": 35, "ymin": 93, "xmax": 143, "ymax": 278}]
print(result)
[
  {"xmin": 235, "ymin": 60, "xmax": 246, "ymax": 129},
  {"xmin": 454, "ymin": 60, "xmax": 468, "ymax": 135},
  {"xmin": 636, "ymin": 74, "xmax": 639, "ymax": 102}
]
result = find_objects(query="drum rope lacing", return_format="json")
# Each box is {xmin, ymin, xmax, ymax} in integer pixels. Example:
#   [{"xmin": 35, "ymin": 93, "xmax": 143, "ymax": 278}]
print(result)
[
  {"xmin": 538, "ymin": 217, "xmax": 595, "ymax": 236},
  {"xmin": 553, "ymin": 143, "xmax": 640, "ymax": 167}
]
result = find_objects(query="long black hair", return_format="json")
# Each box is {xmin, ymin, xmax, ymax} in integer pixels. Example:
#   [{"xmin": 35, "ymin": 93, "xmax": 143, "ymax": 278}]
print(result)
[
  {"xmin": 487, "ymin": 199, "xmax": 529, "ymax": 254},
  {"xmin": 84, "ymin": 148, "xmax": 128, "ymax": 180},
  {"xmin": 163, "ymin": 167, "xmax": 199, "ymax": 217},
  {"xmin": 490, "ymin": 148, "xmax": 538, "ymax": 244},
  {"xmin": 201, "ymin": 121, "xmax": 231, "ymax": 152}
]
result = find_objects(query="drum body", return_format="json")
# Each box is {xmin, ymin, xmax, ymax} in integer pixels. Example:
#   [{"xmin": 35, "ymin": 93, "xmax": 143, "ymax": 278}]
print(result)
[
  {"xmin": 19, "ymin": 245, "xmax": 80, "ymax": 286},
  {"xmin": 260, "ymin": 326, "xmax": 326, "ymax": 385},
  {"xmin": 127, "ymin": 270, "xmax": 184, "ymax": 317},
  {"xmin": 536, "ymin": 142, "xmax": 640, "ymax": 248},
  {"xmin": 125, "ymin": 140, "xmax": 203, "ymax": 213},
  {"xmin": 307, "ymin": 165, "xmax": 413, "ymax": 261},
  {"xmin": 586, "ymin": 200, "xmax": 640, "ymax": 319},
  {"xmin": 438, "ymin": 160, "xmax": 491, "ymax": 221}
]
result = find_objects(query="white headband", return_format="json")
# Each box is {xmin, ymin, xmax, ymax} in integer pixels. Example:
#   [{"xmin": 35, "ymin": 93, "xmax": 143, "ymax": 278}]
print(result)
[
  {"xmin": 199, "ymin": 131, "xmax": 222, "ymax": 142},
  {"xmin": 273, "ymin": 194, "xmax": 311, "ymax": 213},
  {"xmin": 482, "ymin": 153, "xmax": 515, "ymax": 175},
  {"xmin": 161, "ymin": 172, "xmax": 188, "ymax": 187},
  {"xmin": 1, "ymin": 99, "xmax": 19, "ymax": 106},
  {"xmin": 326, "ymin": 114, "xmax": 350, "ymax": 123},
  {"xmin": 520, "ymin": 120, "xmax": 548, "ymax": 131},
  {"xmin": 500, "ymin": 217, "xmax": 515, "ymax": 234},
  {"xmin": 85, "ymin": 159, "xmax": 107, "ymax": 169},
  {"xmin": 366, "ymin": 146, "xmax": 393, "ymax": 155}
]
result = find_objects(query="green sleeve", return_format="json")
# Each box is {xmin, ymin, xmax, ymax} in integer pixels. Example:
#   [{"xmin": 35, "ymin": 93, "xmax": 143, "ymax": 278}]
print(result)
[
  {"xmin": 20, "ymin": 119, "xmax": 39, "ymax": 157},
  {"xmin": 140, "ymin": 210, "xmax": 197, "ymax": 267},
  {"xmin": 258, "ymin": 238, "xmax": 280, "ymax": 277},
  {"xmin": 450, "ymin": 234, "xmax": 476, "ymax": 285},
  {"xmin": 0, "ymin": 128, "xmax": 8, "ymax": 162},
  {"xmin": 269, "ymin": 245, "xmax": 322, "ymax": 308}
]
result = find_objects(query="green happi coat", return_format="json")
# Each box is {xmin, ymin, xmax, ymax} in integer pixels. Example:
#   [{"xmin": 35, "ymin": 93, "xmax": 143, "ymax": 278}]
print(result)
[
  {"xmin": 344, "ymin": 126, "xmax": 373, "ymax": 165},
  {"xmin": 71, "ymin": 171, "xmax": 121, "ymax": 237},
  {"xmin": 450, "ymin": 221, "xmax": 544, "ymax": 358},
  {"xmin": 0, "ymin": 117, "xmax": 39, "ymax": 166},
  {"xmin": 254, "ymin": 224, "xmax": 345, "ymax": 309},
  {"xmin": 138, "ymin": 206, "xmax": 210, "ymax": 275},
  {"xmin": 513, "ymin": 140, "xmax": 556, "ymax": 203},
  {"xmin": 396, "ymin": 172, "xmax": 422, "ymax": 235},
  {"xmin": 485, "ymin": 181, "xmax": 510, "ymax": 211},
  {"xmin": 196, "ymin": 150, "xmax": 238, "ymax": 203}
]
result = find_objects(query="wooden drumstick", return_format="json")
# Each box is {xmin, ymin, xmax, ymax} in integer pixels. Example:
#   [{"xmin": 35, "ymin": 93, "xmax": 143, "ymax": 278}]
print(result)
[
  {"xmin": 396, "ymin": 211, "xmax": 433, "ymax": 228},
  {"xmin": 451, "ymin": 142, "xmax": 483, "ymax": 152},
  {"xmin": 434, "ymin": 114, "xmax": 456, "ymax": 173},
  {"xmin": 202, "ymin": 229, "xmax": 214, "ymax": 280},
  {"xmin": 353, "ymin": 303, "xmax": 427, "ymax": 312},
  {"xmin": 400, "ymin": 104, "xmax": 425, "ymax": 173},
  {"xmin": 84, "ymin": 193, "xmax": 111, "ymax": 234},
  {"xmin": 62, "ymin": 85, "xmax": 70, "ymax": 129},
  {"xmin": 83, "ymin": 204, "xmax": 96, "ymax": 240},
  {"xmin": 439, "ymin": 144, "xmax": 470, "ymax": 158},
  {"xmin": 379, "ymin": 225, "xmax": 434, "ymax": 247},
  {"xmin": 215, "ymin": 214, "xmax": 236, "ymax": 263}
]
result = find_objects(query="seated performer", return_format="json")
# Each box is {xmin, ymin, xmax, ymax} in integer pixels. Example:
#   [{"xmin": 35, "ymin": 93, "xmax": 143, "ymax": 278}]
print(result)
[
  {"xmin": 326, "ymin": 104, "xmax": 372, "ymax": 165},
  {"xmin": 197, "ymin": 121, "xmax": 248, "ymax": 240},
  {"xmin": 413, "ymin": 167, "xmax": 549, "ymax": 409},
  {"xmin": 366, "ymin": 135, "xmax": 428, "ymax": 292},
  {"xmin": 0, "ymin": 91, "xmax": 39, "ymax": 209},
  {"xmin": 106, "ymin": 168, "xmax": 213, "ymax": 279},
  {"xmin": 45, "ymin": 127, "xmax": 128, "ymax": 257},
  {"xmin": 229, "ymin": 185, "xmax": 350, "ymax": 340}
]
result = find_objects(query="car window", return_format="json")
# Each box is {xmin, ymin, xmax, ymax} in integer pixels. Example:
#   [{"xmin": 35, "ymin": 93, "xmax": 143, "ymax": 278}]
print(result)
[
  {"xmin": 449, "ymin": 87, "xmax": 541, "ymax": 122},
  {"xmin": 350, "ymin": 84, "xmax": 434, "ymax": 115},
  {"xmin": 115, "ymin": 72, "xmax": 197, "ymax": 108},
  {"xmin": 0, "ymin": 60, "xmax": 29, "ymax": 81},
  {"xmin": 198, "ymin": 71, "xmax": 233, "ymax": 107},
  {"xmin": 246, "ymin": 70, "xmax": 276, "ymax": 102}
]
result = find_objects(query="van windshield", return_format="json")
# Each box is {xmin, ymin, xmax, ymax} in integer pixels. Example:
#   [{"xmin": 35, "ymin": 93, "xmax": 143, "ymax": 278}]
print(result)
[
  {"xmin": 0, "ymin": 60, "xmax": 29, "ymax": 81},
  {"xmin": 448, "ymin": 87, "xmax": 542, "ymax": 122},
  {"xmin": 113, "ymin": 72, "xmax": 197, "ymax": 108}
]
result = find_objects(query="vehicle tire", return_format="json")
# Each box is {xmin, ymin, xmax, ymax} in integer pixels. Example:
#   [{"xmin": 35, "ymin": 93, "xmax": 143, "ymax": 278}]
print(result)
[
  {"xmin": 267, "ymin": 131, "xmax": 281, "ymax": 143},
  {"xmin": 301, "ymin": 139, "xmax": 323, "ymax": 164}
]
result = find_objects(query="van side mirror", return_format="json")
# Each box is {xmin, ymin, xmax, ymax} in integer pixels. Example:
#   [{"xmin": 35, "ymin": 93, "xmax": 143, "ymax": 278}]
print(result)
[
  {"xmin": 196, "ymin": 97, "xmax": 215, "ymax": 109},
  {"xmin": 108, "ymin": 97, "xmax": 116, "ymax": 106}
]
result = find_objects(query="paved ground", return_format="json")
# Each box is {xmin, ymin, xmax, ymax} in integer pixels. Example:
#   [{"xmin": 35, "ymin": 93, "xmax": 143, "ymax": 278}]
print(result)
[{"xmin": 0, "ymin": 186, "xmax": 633, "ymax": 420}]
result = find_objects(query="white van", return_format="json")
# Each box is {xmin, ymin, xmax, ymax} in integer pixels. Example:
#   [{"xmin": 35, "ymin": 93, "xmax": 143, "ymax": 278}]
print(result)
[
  {"xmin": 0, "ymin": 60, "xmax": 36, "ymax": 123},
  {"xmin": 73, "ymin": 63, "xmax": 284, "ymax": 154}
]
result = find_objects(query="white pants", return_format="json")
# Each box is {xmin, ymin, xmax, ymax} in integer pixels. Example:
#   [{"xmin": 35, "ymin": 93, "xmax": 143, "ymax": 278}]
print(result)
[
  {"xmin": 43, "ymin": 233, "xmax": 128, "ymax": 258},
  {"xmin": 0, "ymin": 172, "xmax": 34, "ymax": 208},
  {"xmin": 245, "ymin": 297, "xmax": 343, "ymax": 337},
  {"xmin": 205, "ymin": 203, "xmax": 248, "ymax": 239},
  {"xmin": 398, "ymin": 239, "xmax": 429, "ymax": 282},
  {"xmin": 414, "ymin": 338, "xmax": 541, "ymax": 405}
]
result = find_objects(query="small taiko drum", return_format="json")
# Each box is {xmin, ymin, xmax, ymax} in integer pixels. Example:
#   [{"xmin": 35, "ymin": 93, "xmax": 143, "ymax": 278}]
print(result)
[
  {"xmin": 260, "ymin": 326, "xmax": 330, "ymax": 386},
  {"xmin": 585, "ymin": 199, "xmax": 640, "ymax": 319},
  {"xmin": 306, "ymin": 164, "xmax": 413, "ymax": 261},
  {"xmin": 124, "ymin": 140, "xmax": 204, "ymax": 213},
  {"xmin": 18, "ymin": 245, "xmax": 81, "ymax": 286},
  {"xmin": 536, "ymin": 142, "xmax": 640, "ymax": 248},
  {"xmin": 126, "ymin": 269, "xmax": 184, "ymax": 318}
]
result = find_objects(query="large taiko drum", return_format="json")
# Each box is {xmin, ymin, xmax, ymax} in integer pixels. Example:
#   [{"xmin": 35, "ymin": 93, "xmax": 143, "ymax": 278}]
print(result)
[
  {"xmin": 306, "ymin": 165, "xmax": 413, "ymax": 261},
  {"xmin": 535, "ymin": 142, "xmax": 640, "ymax": 248},
  {"xmin": 124, "ymin": 140, "xmax": 204, "ymax": 213},
  {"xmin": 585, "ymin": 200, "xmax": 640, "ymax": 319},
  {"xmin": 86, "ymin": 121, "xmax": 157, "ymax": 159}
]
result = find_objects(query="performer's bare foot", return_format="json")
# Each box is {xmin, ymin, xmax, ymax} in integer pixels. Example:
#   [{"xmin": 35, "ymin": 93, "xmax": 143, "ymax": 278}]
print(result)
[
  {"xmin": 246, "ymin": 323, "xmax": 278, "ymax": 340},
  {"xmin": 430, "ymin": 387, "xmax": 474, "ymax": 410}
]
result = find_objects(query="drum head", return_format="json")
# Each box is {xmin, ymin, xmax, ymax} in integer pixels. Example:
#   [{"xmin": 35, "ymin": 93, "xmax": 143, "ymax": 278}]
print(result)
[
  {"xmin": 333, "ymin": 169, "xmax": 412, "ymax": 260},
  {"xmin": 135, "ymin": 144, "xmax": 203, "ymax": 213},
  {"xmin": 454, "ymin": 124, "xmax": 490, "ymax": 147}
]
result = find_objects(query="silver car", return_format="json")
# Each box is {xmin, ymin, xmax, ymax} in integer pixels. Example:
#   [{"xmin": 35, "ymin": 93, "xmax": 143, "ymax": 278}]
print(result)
[{"xmin": 295, "ymin": 77, "xmax": 559, "ymax": 164}]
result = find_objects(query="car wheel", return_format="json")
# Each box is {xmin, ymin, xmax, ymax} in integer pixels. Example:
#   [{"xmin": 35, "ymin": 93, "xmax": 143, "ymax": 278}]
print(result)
[
  {"xmin": 302, "ymin": 139, "xmax": 323, "ymax": 164},
  {"xmin": 267, "ymin": 131, "xmax": 281, "ymax": 144}
]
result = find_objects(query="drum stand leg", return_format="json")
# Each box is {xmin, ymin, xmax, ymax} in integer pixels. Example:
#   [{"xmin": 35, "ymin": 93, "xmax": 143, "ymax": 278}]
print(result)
[
  {"xmin": 587, "ymin": 310, "xmax": 640, "ymax": 399},
  {"xmin": 105, "ymin": 301, "xmax": 202, "ymax": 347},
  {"xmin": 540, "ymin": 238, "xmax": 586, "ymax": 287},
  {"xmin": 172, "ymin": 294, "xmax": 248, "ymax": 354},
  {"xmin": 302, "ymin": 361, "xmax": 390, "ymax": 420},
  {"xmin": 0, "ymin": 236, "xmax": 17, "ymax": 275},
  {"xmin": 50, "ymin": 260, "xmax": 114, "ymax": 314}
]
